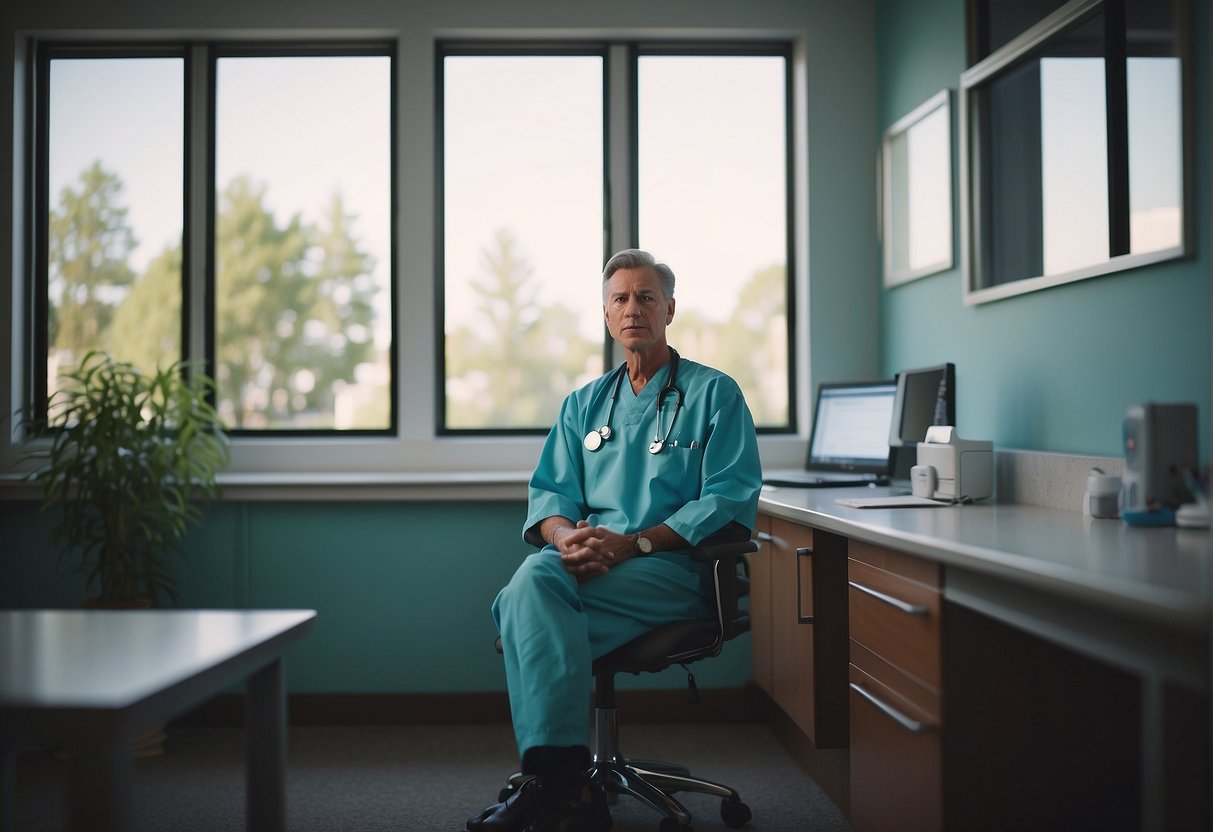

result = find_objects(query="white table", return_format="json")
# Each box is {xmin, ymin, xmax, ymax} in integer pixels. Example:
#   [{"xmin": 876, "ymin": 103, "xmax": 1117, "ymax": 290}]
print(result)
[{"xmin": 0, "ymin": 608, "xmax": 316, "ymax": 832}]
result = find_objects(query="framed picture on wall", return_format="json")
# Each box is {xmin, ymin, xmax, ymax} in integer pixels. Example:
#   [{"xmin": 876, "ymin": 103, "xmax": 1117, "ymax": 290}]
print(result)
[{"xmin": 881, "ymin": 89, "xmax": 954, "ymax": 288}]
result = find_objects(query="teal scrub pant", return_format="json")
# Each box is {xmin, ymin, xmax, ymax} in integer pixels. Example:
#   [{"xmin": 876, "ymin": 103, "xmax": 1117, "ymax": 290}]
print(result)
[{"xmin": 492, "ymin": 550, "xmax": 715, "ymax": 757}]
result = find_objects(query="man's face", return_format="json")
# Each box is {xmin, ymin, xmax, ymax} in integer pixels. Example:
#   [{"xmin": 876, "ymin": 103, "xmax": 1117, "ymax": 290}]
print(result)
[{"xmin": 603, "ymin": 266, "xmax": 675, "ymax": 355}]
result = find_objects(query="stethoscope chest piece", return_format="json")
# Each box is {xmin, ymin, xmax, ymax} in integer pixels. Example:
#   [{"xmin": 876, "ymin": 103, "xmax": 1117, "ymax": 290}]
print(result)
[{"xmin": 586, "ymin": 348, "xmax": 683, "ymax": 455}]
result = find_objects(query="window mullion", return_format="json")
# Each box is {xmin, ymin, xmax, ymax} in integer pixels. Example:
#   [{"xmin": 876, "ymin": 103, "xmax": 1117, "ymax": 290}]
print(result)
[
  {"xmin": 31, "ymin": 45, "xmax": 51, "ymax": 417},
  {"xmin": 605, "ymin": 42, "xmax": 635, "ymax": 367},
  {"xmin": 1103, "ymin": 0, "xmax": 1130, "ymax": 257},
  {"xmin": 605, "ymin": 42, "xmax": 635, "ymax": 257},
  {"xmin": 186, "ymin": 43, "xmax": 211, "ymax": 372}
]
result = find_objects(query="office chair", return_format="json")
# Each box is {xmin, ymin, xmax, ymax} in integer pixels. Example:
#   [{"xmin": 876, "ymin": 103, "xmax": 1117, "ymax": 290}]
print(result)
[{"xmin": 497, "ymin": 524, "xmax": 759, "ymax": 831}]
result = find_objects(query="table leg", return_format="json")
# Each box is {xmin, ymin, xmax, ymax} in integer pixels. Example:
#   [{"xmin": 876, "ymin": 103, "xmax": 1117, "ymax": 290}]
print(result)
[
  {"xmin": 0, "ymin": 741, "xmax": 15, "ymax": 832},
  {"xmin": 68, "ymin": 739, "xmax": 134, "ymax": 832},
  {"xmin": 247, "ymin": 656, "xmax": 287, "ymax": 832}
]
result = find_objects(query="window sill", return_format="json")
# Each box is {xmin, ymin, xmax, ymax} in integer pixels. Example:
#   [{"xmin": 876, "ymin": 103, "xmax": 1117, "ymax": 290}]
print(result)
[{"xmin": 0, "ymin": 471, "xmax": 532, "ymax": 502}]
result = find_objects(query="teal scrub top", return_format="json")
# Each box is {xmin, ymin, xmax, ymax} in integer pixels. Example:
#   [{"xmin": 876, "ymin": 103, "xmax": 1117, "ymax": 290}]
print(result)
[{"xmin": 524, "ymin": 353, "xmax": 763, "ymax": 549}]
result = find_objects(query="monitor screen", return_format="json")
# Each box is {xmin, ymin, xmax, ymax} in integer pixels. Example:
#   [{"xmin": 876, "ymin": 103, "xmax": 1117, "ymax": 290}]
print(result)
[
  {"xmin": 809, "ymin": 381, "xmax": 897, "ymax": 468},
  {"xmin": 888, "ymin": 363, "xmax": 955, "ymax": 481}
]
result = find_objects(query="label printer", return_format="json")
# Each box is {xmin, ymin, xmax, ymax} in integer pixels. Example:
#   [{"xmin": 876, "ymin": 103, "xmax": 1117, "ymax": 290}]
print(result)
[{"xmin": 911, "ymin": 426, "xmax": 993, "ymax": 502}]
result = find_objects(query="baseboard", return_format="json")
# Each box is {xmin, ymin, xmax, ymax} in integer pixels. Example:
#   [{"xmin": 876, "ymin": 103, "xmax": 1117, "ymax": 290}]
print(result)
[{"xmin": 173, "ymin": 686, "xmax": 769, "ymax": 728}]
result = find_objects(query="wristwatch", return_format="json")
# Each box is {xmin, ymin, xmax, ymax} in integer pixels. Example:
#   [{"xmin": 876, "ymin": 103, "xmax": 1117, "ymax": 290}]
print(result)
[{"xmin": 634, "ymin": 534, "xmax": 654, "ymax": 556}]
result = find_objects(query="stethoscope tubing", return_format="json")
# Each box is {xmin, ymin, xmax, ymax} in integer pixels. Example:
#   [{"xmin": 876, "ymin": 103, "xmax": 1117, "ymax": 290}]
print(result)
[{"xmin": 584, "ymin": 348, "xmax": 683, "ymax": 454}]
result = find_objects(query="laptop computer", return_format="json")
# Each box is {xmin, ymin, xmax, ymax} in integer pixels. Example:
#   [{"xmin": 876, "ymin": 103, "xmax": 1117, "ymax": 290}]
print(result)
[{"xmin": 763, "ymin": 379, "xmax": 897, "ymax": 488}]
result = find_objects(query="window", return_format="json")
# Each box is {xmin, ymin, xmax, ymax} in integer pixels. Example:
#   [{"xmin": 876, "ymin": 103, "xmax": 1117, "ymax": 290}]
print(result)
[
  {"xmin": 13, "ymin": 34, "xmax": 796, "ymax": 482},
  {"xmin": 439, "ymin": 44, "xmax": 793, "ymax": 432},
  {"xmin": 637, "ymin": 53, "xmax": 790, "ymax": 427},
  {"xmin": 34, "ymin": 43, "xmax": 394, "ymax": 432},
  {"xmin": 215, "ymin": 53, "xmax": 393, "ymax": 431},
  {"xmin": 961, "ymin": 0, "xmax": 1188, "ymax": 303},
  {"xmin": 441, "ymin": 52, "xmax": 605, "ymax": 431},
  {"xmin": 42, "ymin": 50, "xmax": 185, "ymax": 397}
]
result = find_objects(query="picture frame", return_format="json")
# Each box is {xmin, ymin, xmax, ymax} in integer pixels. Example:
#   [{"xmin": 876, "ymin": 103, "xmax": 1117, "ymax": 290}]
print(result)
[{"xmin": 881, "ymin": 89, "xmax": 953, "ymax": 288}]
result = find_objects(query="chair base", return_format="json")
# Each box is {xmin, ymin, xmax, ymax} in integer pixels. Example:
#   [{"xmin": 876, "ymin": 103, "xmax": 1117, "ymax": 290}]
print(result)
[{"xmin": 503, "ymin": 706, "xmax": 751, "ymax": 830}]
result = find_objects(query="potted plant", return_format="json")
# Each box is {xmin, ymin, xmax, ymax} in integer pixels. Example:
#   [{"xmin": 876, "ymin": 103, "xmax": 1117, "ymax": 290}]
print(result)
[{"xmin": 21, "ymin": 350, "xmax": 230, "ymax": 607}]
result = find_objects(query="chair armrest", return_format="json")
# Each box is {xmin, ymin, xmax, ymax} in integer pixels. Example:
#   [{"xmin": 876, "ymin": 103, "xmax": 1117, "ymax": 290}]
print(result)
[
  {"xmin": 689, "ymin": 538, "xmax": 759, "ymax": 562},
  {"xmin": 689, "ymin": 522, "xmax": 759, "ymax": 563},
  {"xmin": 687, "ymin": 523, "xmax": 756, "ymax": 645}
]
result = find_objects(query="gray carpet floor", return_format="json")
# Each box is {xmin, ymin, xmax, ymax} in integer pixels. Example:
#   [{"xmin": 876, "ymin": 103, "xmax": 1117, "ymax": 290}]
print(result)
[{"xmin": 12, "ymin": 722, "xmax": 851, "ymax": 831}]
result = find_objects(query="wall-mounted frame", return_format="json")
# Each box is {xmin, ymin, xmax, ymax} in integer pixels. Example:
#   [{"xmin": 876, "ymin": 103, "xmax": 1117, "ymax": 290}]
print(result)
[
  {"xmin": 960, "ymin": 0, "xmax": 1191, "ymax": 305},
  {"xmin": 881, "ymin": 89, "xmax": 954, "ymax": 288}
]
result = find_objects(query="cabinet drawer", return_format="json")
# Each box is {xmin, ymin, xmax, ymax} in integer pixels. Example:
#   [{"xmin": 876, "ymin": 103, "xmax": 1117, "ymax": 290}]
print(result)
[
  {"xmin": 849, "ymin": 663, "xmax": 941, "ymax": 832},
  {"xmin": 849, "ymin": 540, "xmax": 940, "ymax": 587},
  {"xmin": 850, "ymin": 639, "xmax": 940, "ymax": 723},
  {"xmin": 848, "ymin": 558, "xmax": 941, "ymax": 690}
]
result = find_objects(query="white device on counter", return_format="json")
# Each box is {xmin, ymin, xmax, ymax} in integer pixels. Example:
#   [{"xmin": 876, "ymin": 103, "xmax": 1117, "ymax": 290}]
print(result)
[
  {"xmin": 1084, "ymin": 468, "xmax": 1122, "ymax": 518},
  {"xmin": 911, "ymin": 426, "xmax": 993, "ymax": 502}
]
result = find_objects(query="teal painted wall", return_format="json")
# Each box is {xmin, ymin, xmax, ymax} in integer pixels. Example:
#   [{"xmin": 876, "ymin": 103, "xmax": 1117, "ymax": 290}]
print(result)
[
  {"xmin": 806, "ymin": 1, "xmax": 882, "ymax": 389},
  {"xmin": 875, "ymin": 0, "xmax": 1211, "ymax": 458},
  {"xmin": 0, "ymin": 499, "xmax": 752, "ymax": 693}
]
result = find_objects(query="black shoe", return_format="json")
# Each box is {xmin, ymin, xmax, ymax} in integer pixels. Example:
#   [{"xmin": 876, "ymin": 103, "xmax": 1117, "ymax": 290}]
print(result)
[
  {"xmin": 467, "ymin": 777, "xmax": 545, "ymax": 831},
  {"xmin": 467, "ymin": 779, "xmax": 612, "ymax": 832}
]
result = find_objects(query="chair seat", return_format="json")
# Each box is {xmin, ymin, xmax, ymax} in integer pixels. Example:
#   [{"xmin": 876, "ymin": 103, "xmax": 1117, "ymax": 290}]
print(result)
[{"xmin": 592, "ymin": 613, "xmax": 750, "ymax": 676}]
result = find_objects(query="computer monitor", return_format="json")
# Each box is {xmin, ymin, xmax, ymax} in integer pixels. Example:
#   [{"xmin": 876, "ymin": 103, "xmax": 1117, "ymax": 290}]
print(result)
[{"xmin": 887, "ymin": 362, "xmax": 956, "ymax": 482}]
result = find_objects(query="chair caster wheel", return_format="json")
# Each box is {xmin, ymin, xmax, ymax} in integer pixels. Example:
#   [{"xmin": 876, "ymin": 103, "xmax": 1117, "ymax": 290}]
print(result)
[
  {"xmin": 658, "ymin": 818, "xmax": 692, "ymax": 832},
  {"xmin": 721, "ymin": 797, "xmax": 752, "ymax": 828}
]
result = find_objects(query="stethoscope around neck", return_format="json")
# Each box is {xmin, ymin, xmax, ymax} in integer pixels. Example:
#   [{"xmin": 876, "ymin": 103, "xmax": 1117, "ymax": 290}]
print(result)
[{"xmin": 584, "ymin": 348, "xmax": 684, "ymax": 455}]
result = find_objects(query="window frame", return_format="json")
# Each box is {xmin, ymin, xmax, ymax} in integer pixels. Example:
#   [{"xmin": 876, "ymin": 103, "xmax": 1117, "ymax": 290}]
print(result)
[
  {"xmin": 5, "ymin": 32, "xmax": 807, "ymax": 488},
  {"xmin": 881, "ymin": 88, "xmax": 954, "ymax": 288},
  {"xmin": 436, "ymin": 39, "xmax": 797, "ymax": 436},
  {"xmin": 435, "ymin": 42, "xmax": 613, "ymax": 438},
  {"xmin": 31, "ymin": 42, "xmax": 192, "ymax": 422},
  {"xmin": 959, "ymin": 0, "xmax": 1194, "ymax": 305},
  {"xmin": 27, "ymin": 39, "xmax": 399, "ymax": 436}
]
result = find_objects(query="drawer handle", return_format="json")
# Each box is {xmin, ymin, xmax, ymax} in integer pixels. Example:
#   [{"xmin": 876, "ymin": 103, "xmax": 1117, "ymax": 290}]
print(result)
[
  {"xmin": 850, "ymin": 682, "xmax": 935, "ymax": 734},
  {"xmin": 796, "ymin": 547, "xmax": 814, "ymax": 624},
  {"xmin": 755, "ymin": 531, "xmax": 774, "ymax": 543},
  {"xmin": 848, "ymin": 580, "xmax": 928, "ymax": 616}
]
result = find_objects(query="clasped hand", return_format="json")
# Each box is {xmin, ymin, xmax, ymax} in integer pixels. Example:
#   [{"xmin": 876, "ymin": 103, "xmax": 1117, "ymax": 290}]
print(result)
[{"xmin": 553, "ymin": 520, "xmax": 633, "ymax": 581}]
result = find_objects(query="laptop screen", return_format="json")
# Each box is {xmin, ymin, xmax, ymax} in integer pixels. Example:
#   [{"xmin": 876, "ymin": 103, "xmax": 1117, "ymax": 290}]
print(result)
[{"xmin": 807, "ymin": 381, "xmax": 897, "ymax": 473}]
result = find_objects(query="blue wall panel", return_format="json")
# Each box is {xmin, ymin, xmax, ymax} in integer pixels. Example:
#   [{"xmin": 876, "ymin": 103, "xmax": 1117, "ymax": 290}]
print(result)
[{"xmin": 0, "ymin": 499, "xmax": 752, "ymax": 693}]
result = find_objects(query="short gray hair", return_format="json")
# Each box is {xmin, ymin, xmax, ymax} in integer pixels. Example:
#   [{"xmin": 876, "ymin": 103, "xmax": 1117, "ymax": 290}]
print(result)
[{"xmin": 602, "ymin": 249, "xmax": 675, "ymax": 301}]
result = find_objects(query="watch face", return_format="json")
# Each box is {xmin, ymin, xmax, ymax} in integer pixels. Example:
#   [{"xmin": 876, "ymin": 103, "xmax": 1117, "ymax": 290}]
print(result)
[{"xmin": 637, "ymin": 535, "xmax": 653, "ymax": 554}]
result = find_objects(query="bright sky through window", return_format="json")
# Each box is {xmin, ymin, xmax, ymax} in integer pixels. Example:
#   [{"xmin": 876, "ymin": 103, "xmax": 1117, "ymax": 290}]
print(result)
[{"xmin": 50, "ymin": 58, "xmax": 183, "ymax": 276}]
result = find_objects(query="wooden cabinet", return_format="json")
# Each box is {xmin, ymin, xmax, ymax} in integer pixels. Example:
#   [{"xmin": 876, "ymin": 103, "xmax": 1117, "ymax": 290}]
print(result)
[
  {"xmin": 756, "ymin": 497, "xmax": 1209, "ymax": 832},
  {"xmin": 847, "ymin": 540, "xmax": 942, "ymax": 832},
  {"xmin": 751, "ymin": 513, "xmax": 848, "ymax": 748}
]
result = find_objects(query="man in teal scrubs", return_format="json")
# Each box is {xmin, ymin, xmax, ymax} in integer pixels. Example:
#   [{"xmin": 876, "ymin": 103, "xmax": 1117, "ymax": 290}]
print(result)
[{"xmin": 467, "ymin": 249, "xmax": 762, "ymax": 832}]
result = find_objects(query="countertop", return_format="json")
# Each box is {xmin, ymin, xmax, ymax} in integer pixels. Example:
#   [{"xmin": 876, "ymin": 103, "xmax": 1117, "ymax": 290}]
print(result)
[{"xmin": 759, "ymin": 484, "xmax": 1211, "ymax": 636}]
